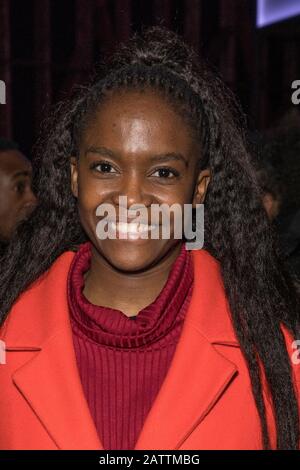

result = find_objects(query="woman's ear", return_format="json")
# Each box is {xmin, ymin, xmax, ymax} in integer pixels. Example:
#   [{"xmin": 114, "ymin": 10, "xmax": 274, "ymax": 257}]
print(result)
[
  {"xmin": 70, "ymin": 156, "xmax": 78, "ymax": 198},
  {"xmin": 192, "ymin": 168, "xmax": 211, "ymax": 206}
]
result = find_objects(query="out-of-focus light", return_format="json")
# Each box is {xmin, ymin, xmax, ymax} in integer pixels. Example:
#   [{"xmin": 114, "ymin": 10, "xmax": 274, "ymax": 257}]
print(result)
[{"xmin": 257, "ymin": 0, "xmax": 300, "ymax": 28}]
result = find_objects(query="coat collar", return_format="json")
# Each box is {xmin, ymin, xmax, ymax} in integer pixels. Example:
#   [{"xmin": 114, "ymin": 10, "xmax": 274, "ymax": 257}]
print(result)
[{"xmin": 1, "ymin": 246, "xmax": 240, "ymax": 450}]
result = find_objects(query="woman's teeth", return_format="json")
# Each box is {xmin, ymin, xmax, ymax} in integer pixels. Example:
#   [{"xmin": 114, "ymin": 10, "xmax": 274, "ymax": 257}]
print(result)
[{"xmin": 109, "ymin": 221, "xmax": 157, "ymax": 237}]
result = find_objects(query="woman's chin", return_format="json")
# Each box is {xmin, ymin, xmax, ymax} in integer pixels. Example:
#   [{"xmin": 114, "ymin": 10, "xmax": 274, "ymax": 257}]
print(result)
[{"xmin": 96, "ymin": 239, "xmax": 170, "ymax": 273}]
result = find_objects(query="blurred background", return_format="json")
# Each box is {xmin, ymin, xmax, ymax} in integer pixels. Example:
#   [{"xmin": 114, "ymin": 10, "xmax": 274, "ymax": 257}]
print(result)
[
  {"xmin": 0, "ymin": 0, "xmax": 300, "ymax": 153},
  {"xmin": 0, "ymin": 0, "xmax": 300, "ymax": 273}
]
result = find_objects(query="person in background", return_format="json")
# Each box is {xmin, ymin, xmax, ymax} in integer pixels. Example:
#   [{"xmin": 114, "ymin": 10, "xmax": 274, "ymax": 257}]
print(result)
[
  {"xmin": 0, "ymin": 138, "xmax": 37, "ymax": 253},
  {"xmin": 254, "ymin": 155, "xmax": 300, "ymax": 294},
  {"xmin": 261, "ymin": 127, "xmax": 300, "ymax": 282}
]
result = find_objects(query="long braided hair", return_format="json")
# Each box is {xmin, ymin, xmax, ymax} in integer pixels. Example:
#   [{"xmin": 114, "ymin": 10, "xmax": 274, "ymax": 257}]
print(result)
[{"xmin": 1, "ymin": 27, "xmax": 300, "ymax": 449}]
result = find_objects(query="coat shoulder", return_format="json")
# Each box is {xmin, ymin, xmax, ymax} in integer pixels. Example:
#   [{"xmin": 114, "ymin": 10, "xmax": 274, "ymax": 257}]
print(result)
[{"xmin": 0, "ymin": 250, "xmax": 76, "ymax": 341}]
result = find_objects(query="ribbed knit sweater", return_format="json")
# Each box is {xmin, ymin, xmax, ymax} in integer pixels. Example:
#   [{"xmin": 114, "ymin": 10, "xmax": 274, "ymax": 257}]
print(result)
[{"xmin": 67, "ymin": 242, "xmax": 194, "ymax": 450}]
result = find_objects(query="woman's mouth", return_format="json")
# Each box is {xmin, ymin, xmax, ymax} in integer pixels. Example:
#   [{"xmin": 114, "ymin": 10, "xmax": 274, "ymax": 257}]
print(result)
[{"xmin": 108, "ymin": 221, "xmax": 158, "ymax": 240}]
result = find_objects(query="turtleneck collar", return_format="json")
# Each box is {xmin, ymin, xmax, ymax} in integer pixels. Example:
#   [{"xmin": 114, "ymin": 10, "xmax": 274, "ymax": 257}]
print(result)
[{"xmin": 67, "ymin": 242, "xmax": 194, "ymax": 349}]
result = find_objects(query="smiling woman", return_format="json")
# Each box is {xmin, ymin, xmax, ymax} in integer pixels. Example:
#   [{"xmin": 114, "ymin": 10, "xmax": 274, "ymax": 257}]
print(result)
[
  {"xmin": 70, "ymin": 88, "xmax": 205, "ymax": 276},
  {"xmin": 0, "ymin": 27, "xmax": 300, "ymax": 451}
]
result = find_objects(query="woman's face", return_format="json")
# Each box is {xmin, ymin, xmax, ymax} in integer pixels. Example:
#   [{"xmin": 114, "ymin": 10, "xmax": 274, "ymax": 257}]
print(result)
[{"xmin": 71, "ymin": 89, "xmax": 210, "ymax": 272}]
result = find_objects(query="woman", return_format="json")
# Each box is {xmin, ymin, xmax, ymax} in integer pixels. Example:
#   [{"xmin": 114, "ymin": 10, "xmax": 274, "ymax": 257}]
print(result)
[{"xmin": 0, "ymin": 27, "xmax": 300, "ymax": 451}]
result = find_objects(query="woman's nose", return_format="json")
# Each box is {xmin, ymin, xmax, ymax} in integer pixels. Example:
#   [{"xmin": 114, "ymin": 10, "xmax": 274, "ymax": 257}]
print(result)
[{"xmin": 112, "ymin": 174, "xmax": 152, "ymax": 208}]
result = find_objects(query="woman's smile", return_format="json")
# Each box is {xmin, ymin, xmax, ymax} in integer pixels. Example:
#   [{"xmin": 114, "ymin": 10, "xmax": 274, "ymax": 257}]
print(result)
[{"xmin": 108, "ymin": 220, "xmax": 158, "ymax": 239}]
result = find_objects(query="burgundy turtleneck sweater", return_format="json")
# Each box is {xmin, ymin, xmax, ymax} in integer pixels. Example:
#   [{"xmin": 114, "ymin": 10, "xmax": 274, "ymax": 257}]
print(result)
[{"xmin": 67, "ymin": 242, "xmax": 194, "ymax": 450}]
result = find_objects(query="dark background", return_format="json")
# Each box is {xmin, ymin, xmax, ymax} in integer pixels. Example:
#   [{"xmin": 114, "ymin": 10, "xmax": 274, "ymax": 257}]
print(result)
[{"xmin": 0, "ymin": 0, "xmax": 300, "ymax": 156}]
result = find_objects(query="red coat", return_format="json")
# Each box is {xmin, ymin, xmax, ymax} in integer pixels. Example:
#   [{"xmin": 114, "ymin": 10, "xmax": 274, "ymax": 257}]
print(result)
[{"xmin": 0, "ymin": 248, "xmax": 299, "ymax": 450}]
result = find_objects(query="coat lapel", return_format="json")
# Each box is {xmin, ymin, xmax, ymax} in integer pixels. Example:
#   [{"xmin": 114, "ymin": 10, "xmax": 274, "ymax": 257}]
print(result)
[
  {"xmin": 134, "ymin": 323, "xmax": 238, "ymax": 449},
  {"xmin": 3, "ymin": 251, "xmax": 103, "ymax": 450},
  {"xmin": 3, "ymin": 247, "xmax": 241, "ymax": 450},
  {"xmin": 135, "ymin": 249, "xmax": 240, "ymax": 449},
  {"xmin": 11, "ymin": 329, "xmax": 102, "ymax": 450}
]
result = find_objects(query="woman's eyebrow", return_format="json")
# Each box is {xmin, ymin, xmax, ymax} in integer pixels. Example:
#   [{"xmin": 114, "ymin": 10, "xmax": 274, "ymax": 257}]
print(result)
[
  {"xmin": 85, "ymin": 146, "xmax": 117, "ymax": 159},
  {"xmin": 150, "ymin": 153, "xmax": 188, "ymax": 167}
]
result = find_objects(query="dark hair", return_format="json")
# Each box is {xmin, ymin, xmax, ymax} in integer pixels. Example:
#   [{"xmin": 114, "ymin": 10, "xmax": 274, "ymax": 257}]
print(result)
[
  {"xmin": 1, "ymin": 27, "xmax": 300, "ymax": 449},
  {"xmin": 0, "ymin": 137, "xmax": 19, "ymax": 152}
]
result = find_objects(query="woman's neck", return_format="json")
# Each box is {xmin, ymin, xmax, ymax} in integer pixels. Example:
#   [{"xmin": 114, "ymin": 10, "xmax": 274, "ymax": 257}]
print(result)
[{"xmin": 82, "ymin": 243, "xmax": 183, "ymax": 317}]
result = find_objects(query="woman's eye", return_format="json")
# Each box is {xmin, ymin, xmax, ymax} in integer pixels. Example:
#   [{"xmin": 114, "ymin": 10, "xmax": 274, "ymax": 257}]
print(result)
[
  {"xmin": 91, "ymin": 162, "xmax": 117, "ymax": 173},
  {"xmin": 151, "ymin": 168, "xmax": 179, "ymax": 178}
]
